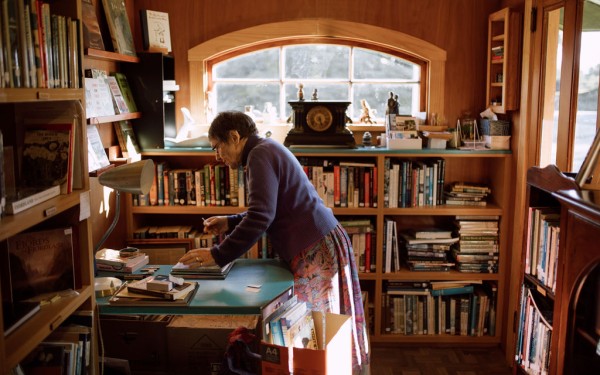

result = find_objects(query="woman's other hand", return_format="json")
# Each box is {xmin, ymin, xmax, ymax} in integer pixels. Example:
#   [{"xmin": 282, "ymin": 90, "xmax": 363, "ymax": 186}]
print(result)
[{"xmin": 203, "ymin": 216, "xmax": 229, "ymax": 235}]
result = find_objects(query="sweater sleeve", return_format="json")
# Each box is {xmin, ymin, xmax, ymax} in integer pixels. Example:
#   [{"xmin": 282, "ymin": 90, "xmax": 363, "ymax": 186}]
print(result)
[{"xmin": 211, "ymin": 150, "xmax": 278, "ymax": 266}]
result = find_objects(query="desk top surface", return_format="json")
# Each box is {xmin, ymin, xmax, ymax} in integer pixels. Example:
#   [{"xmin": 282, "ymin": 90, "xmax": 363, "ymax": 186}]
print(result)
[{"xmin": 96, "ymin": 259, "xmax": 294, "ymax": 315}]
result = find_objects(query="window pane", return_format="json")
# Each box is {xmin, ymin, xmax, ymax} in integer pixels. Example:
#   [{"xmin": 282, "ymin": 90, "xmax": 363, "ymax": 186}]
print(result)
[
  {"xmin": 538, "ymin": 7, "xmax": 563, "ymax": 168},
  {"xmin": 354, "ymin": 48, "xmax": 419, "ymax": 80},
  {"xmin": 214, "ymin": 49, "xmax": 279, "ymax": 79},
  {"xmin": 573, "ymin": 0, "xmax": 600, "ymax": 172},
  {"xmin": 284, "ymin": 45, "xmax": 349, "ymax": 79},
  {"xmin": 354, "ymin": 84, "xmax": 417, "ymax": 118},
  {"xmin": 215, "ymin": 83, "xmax": 280, "ymax": 115}
]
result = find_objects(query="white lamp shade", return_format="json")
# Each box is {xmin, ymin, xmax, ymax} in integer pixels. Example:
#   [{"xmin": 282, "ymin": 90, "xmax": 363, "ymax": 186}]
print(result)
[{"xmin": 98, "ymin": 159, "xmax": 155, "ymax": 195}]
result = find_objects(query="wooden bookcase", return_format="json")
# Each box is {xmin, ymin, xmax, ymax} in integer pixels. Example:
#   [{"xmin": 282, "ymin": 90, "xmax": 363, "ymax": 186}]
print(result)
[
  {"xmin": 513, "ymin": 165, "xmax": 600, "ymax": 374},
  {"xmin": 0, "ymin": 1, "xmax": 96, "ymax": 373},
  {"xmin": 486, "ymin": 7, "xmax": 522, "ymax": 114},
  {"xmin": 126, "ymin": 147, "xmax": 513, "ymax": 345}
]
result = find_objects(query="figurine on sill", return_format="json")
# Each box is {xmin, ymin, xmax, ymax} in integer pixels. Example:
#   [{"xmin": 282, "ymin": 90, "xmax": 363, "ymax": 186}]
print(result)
[{"xmin": 359, "ymin": 99, "xmax": 376, "ymax": 124}]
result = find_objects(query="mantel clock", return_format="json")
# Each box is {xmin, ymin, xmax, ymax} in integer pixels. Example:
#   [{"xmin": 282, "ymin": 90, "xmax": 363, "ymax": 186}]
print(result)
[{"xmin": 284, "ymin": 101, "xmax": 355, "ymax": 148}]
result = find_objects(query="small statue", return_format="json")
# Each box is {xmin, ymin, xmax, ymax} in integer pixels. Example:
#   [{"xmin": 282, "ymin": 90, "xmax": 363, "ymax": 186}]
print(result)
[
  {"xmin": 386, "ymin": 91, "xmax": 398, "ymax": 115},
  {"xmin": 362, "ymin": 131, "xmax": 372, "ymax": 146},
  {"xmin": 311, "ymin": 89, "xmax": 318, "ymax": 101},
  {"xmin": 297, "ymin": 83, "xmax": 304, "ymax": 101},
  {"xmin": 359, "ymin": 99, "xmax": 376, "ymax": 124}
]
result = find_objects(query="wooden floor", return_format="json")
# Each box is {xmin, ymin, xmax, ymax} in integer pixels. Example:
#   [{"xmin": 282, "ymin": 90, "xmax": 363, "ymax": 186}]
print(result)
[{"xmin": 368, "ymin": 344, "xmax": 512, "ymax": 375}]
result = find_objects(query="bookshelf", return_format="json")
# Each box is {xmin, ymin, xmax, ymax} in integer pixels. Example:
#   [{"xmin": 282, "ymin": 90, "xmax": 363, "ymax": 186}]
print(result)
[
  {"xmin": 486, "ymin": 7, "xmax": 522, "ymax": 114},
  {"xmin": 512, "ymin": 165, "xmax": 600, "ymax": 374},
  {"xmin": 0, "ymin": 0, "xmax": 96, "ymax": 373},
  {"xmin": 126, "ymin": 147, "xmax": 512, "ymax": 345}
]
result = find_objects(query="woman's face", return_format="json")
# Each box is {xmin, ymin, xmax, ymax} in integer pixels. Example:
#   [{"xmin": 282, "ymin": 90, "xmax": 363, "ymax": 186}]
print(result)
[{"xmin": 210, "ymin": 132, "xmax": 242, "ymax": 168}]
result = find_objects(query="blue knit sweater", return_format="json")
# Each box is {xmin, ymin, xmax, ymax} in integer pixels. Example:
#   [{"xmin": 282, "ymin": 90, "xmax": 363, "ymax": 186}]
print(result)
[{"xmin": 210, "ymin": 135, "xmax": 339, "ymax": 266}]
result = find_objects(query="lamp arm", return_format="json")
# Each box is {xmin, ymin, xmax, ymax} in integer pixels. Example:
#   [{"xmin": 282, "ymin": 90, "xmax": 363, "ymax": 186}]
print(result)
[{"xmin": 94, "ymin": 190, "xmax": 122, "ymax": 253}]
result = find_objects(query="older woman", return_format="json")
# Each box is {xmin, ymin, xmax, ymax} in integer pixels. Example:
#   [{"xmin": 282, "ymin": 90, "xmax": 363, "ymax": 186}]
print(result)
[{"xmin": 178, "ymin": 110, "xmax": 369, "ymax": 372}]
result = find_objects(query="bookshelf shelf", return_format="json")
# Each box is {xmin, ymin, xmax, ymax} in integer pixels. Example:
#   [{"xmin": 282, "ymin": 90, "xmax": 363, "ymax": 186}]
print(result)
[
  {"xmin": 126, "ymin": 147, "xmax": 512, "ymax": 345},
  {"xmin": 85, "ymin": 48, "xmax": 141, "ymax": 63},
  {"xmin": 0, "ymin": 88, "xmax": 84, "ymax": 103},
  {"xmin": 88, "ymin": 111, "xmax": 142, "ymax": 125}
]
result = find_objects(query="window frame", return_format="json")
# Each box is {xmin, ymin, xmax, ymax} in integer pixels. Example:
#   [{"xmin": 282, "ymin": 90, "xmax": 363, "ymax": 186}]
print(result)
[{"xmin": 188, "ymin": 20, "xmax": 446, "ymax": 125}]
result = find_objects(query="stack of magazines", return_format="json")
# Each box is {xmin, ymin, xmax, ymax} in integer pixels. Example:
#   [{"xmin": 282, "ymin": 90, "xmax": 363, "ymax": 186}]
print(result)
[{"xmin": 170, "ymin": 262, "xmax": 234, "ymax": 279}]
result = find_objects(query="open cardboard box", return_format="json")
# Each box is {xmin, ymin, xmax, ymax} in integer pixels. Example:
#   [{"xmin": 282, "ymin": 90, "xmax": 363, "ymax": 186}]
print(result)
[{"xmin": 261, "ymin": 311, "xmax": 352, "ymax": 375}]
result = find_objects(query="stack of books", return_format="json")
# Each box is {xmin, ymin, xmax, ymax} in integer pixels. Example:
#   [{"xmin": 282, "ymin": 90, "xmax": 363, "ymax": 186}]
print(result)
[
  {"xmin": 95, "ymin": 248, "xmax": 149, "ymax": 273},
  {"xmin": 400, "ymin": 229, "xmax": 459, "ymax": 272},
  {"xmin": 444, "ymin": 182, "xmax": 491, "ymax": 206},
  {"xmin": 108, "ymin": 274, "xmax": 198, "ymax": 306},
  {"xmin": 170, "ymin": 261, "xmax": 234, "ymax": 279},
  {"xmin": 453, "ymin": 215, "xmax": 500, "ymax": 273}
]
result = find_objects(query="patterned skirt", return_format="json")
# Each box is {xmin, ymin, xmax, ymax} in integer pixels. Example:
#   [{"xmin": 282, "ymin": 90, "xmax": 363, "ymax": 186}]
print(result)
[{"xmin": 289, "ymin": 223, "xmax": 369, "ymax": 372}]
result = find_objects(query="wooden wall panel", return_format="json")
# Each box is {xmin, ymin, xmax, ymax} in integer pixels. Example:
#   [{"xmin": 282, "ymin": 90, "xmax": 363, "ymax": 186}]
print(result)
[{"xmin": 130, "ymin": 0, "xmax": 502, "ymax": 128}]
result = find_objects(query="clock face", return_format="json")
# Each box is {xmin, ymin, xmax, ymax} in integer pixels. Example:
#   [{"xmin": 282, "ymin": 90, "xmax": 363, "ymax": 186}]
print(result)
[{"xmin": 306, "ymin": 106, "xmax": 333, "ymax": 132}]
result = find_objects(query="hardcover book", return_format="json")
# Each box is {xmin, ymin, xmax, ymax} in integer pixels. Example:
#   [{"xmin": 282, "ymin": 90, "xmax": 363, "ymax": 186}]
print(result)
[
  {"xmin": 140, "ymin": 9, "xmax": 171, "ymax": 53},
  {"xmin": 126, "ymin": 276, "xmax": 195, "ymax": 300},
  {"xmin": 101, "ymin": 0, "xmax": 136, "ymax": 56},
  {"xmin": 81, "ymin": 0, "xmax": 105, "ymax": 50},
  {"xmin": 4, "ymin": 227, "xmax": 76, "ymax": 301},
  {"xmin": 114, "ymin": 120, "xmax": 141, "ymax": 158},
  {"xmin": 105, "ymin": 75, "xmax": 129, "ymax": 114},
  {"xmin": 21, "ymin": 127, "xmax": 72, "ymax": 191}
]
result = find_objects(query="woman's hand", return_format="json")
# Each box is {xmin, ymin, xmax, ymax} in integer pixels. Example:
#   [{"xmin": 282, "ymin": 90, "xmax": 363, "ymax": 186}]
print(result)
[
  {"xmin": 178, "ymin": 248, "xmax": 217, "ymax": 268},
  {"xmin": 203, "ymin": 216, "xmax": 229, "ymax": 235}
]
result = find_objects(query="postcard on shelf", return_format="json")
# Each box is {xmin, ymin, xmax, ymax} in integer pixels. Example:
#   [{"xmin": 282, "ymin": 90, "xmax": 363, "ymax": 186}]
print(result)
[
  {"xmin": 85, "ymin": 77, "xmax": 116, "ymax": 119},
  {"xmin": 87, "ymin": 124, "xmax": 111, "ymax": 173},
  {"xmin": 3, "ymin": 227, "xmax": 76, "ymax": 301},
  {"xmin": 82, "ymin": 0, "xmax": 105, "ymax": 50},
  {"xmin": 102, "ymin": 0, "xmax": 136, "ymax": 56},
  {"xmin": 105, "ymin": 76, "xmax": 130, "ymax": 114},
  {"xmin": 112, "ymin": 72, "xmax": 137, "ymax": 112},
  {"xmin": 140, "ymin": 9, "xmax": 172, "ymax": 53}
]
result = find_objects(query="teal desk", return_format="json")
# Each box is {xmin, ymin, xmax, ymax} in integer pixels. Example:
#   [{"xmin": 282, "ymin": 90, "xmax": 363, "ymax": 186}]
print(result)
[{"xmin": 96, "ymin": 259, "xmax": 294, "ymax": 316}]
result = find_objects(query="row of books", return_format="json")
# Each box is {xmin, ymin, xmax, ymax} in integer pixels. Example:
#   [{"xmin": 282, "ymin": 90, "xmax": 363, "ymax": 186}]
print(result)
[
  {"xmin": 524, "ymin": 206, "xmax": 560, "ymax": 292},
  {"xmin": 14, "ymin": 311, "xmax": 93, "ymax": 375},
  {"xmin": 514, "ymin": 286, "xmax": 552, "ymax": 375},
  {"xmin": 297, "ymin": 158, "xmax": 378, "ymax": 208},
  {"xmin": 491, "ymin": 45, "xmax": 504, "ymax": 60},
  {"xmin": 340, "ymin": 219, "xmax": 376, "ymax": 273},
  {"xmin": 383, "ymin": 216, "xmax": 500, "ymax": 274},
  {"xmin": 384, "ymin": 157, "xmax": 446, "ymax": 208},
  {"xmin": 382, "ymin": 281, "xmax": 497, "ymax": 337},
  {"xmin": 132, "ymin": 162, "xmax": 246, "ymax": 207},
  {"xmin": 0, "ymin": 0, "xmax": 80, "ymax": 89},
  {"xmin": 263, "ymin": 295, "xmax": 318, "ymax": 349}
]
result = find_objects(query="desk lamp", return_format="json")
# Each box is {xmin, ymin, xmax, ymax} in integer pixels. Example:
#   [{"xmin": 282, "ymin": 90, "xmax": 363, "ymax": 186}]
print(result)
[{"xmin": 95, "ymin": 159, "xmax": 155, "ymax": 252}]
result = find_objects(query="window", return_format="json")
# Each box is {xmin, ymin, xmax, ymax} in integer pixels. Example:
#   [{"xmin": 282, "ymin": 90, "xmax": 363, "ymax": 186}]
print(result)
[
  {"xmin": 188, "ymin": 20, "xmax": 446, "ymax": 128},
  {"xmin": 208, "ymin": 43, "xmax": 425, "ymax": 123}
]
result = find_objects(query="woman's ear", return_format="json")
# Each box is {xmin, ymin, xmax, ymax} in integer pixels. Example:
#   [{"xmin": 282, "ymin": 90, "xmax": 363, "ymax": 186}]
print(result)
[{"xmin": 229, "ymin": 130, "xmax": 241, "ymax": 144}]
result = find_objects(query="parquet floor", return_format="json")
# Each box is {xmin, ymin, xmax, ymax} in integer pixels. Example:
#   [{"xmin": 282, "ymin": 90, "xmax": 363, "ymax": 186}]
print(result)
[{"xmin": 368, "ymin": 344, "xmax": 512, "ymax": 375}]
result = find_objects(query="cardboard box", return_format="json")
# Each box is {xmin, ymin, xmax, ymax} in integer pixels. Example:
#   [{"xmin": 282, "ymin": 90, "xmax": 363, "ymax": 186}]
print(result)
[
  {"xmin": 99, "ymin": 314, "xmax": 173, "ymax": 374},
  {"xmin": 166, "ymin": 314, "xmax": 259, "ymax": 375},
  {"xmin": 261, "ymin": 312, "xmax": 352, "ymax": 375},
  {"xmin": 387, "ymin": 137, "xmax": 423, "ymax": 150}
]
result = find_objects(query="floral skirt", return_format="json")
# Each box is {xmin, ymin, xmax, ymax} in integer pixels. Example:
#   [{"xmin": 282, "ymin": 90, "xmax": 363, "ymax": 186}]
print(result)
[{"xmin": 289, "ymin": 223, "xmax": 369, "ymax": 372}]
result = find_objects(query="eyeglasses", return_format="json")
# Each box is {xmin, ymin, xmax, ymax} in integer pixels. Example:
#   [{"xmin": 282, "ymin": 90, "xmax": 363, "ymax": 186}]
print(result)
[{"xmin": 211, "ymin": 141, "xmax": 222, "ymax": 152}]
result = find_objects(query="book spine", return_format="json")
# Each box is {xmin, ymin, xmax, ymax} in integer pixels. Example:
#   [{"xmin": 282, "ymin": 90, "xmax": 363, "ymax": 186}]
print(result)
[{"xmin": 430, "ymin": 285, "xmax": 475, "ymax": 297}]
